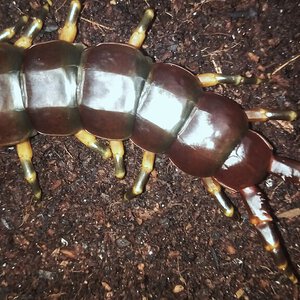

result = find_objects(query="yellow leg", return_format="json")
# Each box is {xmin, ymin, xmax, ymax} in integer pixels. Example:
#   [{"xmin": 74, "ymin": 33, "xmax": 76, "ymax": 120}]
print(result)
[
  {"xmin": 197, "ymin": 73, "xmax": 262, "ymax": 87},
  {"xmin": 0, "ymin": 15, "xmax": 29, "ymax": 42},
  {"xmin": 245, "ymin": 108, "xmax": 297, "ymax": 122},
  {"xmin": 58, "ymin": 0, "xmax": 81, "ymax": 43},
  {"xmin": 14, "ymin": 1, "xmax": 52, "ymax": 49},
  {"xmin": 124, "ymin": 151, "xmax": 155, "ymax": 200},
  {"xmin": 202, "ymin": 177, "xmax": 239, "ymax": 219},
  {"xmin": 16, "ymin": 140, "xmax": 41, "ymax": 200},
  {"xmin": 75, "ymin": 130, "xmax": 112, "ymax": 159},
  {"xmin": 109, "ymin": 141, "xmax": 126, "ymax": 179},
  {"xmin": 128, "ymin": 8, "xmax": 154, "ymax": 48}
]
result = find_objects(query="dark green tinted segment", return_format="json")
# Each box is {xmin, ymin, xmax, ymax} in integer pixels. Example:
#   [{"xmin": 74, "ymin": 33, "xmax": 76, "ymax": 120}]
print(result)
[{"xmin": 0, "ymin": 43, "xmax": 33, "ymax": 146}]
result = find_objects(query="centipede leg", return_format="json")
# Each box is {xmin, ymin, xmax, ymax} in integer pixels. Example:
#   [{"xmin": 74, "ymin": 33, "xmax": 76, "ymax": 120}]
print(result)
[
  {"xmin": 202, "ymin": 177, "xmax": 239, "ymax": 219},
  {"xmin": 197, "ymin": 73, "xmax": 262, "ymax": 87},
  {"xmin": 14, "ymin": 0, "xmax": 52, "ymax": 49},
  {"xmin": 128, "ymin": 8, "xmax": 154, "ymax": 48},
  {"xmin": 58, "ymin": 0, "xmax": 81, "ymax": 43},
  {"xmin": 75, "ymin": 130, "xmax": 112, "ymax": 160},
  {"xmin": 124, "ymin": 151, "xmax": 155, "ymax": 200},
  {"xmin": 245, "ymin": 109, "xmax": 297, "ymax": 122},
  {"xmin": 240, "ymin": 186, "xmax": 298, "ymax": 283},
  {"xmin": 0, "ymin": 15, "xmax": 29, "ymax": 42},
  {"xmin": 16, "ymin": 140, "xmax": 41, "ymax": 200},
  {"xmin": 269, "ymin": 155, "xmax": 300, "ymax": 184},
  {"xmin": 109, "ymin": 141, "xmax": 126, "ymax": 179}
]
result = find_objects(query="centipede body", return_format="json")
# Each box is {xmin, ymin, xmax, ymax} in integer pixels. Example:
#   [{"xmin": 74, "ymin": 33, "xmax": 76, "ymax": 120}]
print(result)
[{"xmin": 0, "ymin": 0, "xmax": 300, "ymax": 298}]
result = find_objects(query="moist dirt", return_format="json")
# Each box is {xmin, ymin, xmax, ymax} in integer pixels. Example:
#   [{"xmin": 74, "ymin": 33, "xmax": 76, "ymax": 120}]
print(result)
[{"xmin": 0, "ymin": 0, "xmax": 299, "ymax": 299}]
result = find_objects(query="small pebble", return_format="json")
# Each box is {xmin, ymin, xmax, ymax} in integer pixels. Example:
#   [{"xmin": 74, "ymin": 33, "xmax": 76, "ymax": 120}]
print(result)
[
  {"xmin": 137, "ymin": 263, "xmax": 145, "ymax": 272},
  {"xmin": 60, "ymin": 248, "xmax": 77, "ymax": 259},
  {"xmin": 116, "ymin": 238, "xmax": 131, "ymax": 248},
  {"xmin": 173, "ymin": 284, "xmax": 184, "ymax": 293},
  {"xmin": 226, "ymin": 244, "xmax": 237, "ymax": 255},
  {"xmin": 102, "ymin": 281, "xmax": 112, "ymax": 291}
]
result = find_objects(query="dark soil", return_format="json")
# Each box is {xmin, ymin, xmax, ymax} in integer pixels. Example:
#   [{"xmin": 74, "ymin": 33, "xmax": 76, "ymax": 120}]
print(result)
[{"xmin": 0, "ymin": 0, "xmax": 299, "ymax": 299}]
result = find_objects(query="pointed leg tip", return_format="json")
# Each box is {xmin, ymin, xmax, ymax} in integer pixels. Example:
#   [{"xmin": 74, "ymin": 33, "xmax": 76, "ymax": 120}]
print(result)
[
  {"xmin": 222, "ymin": 206, "xmax": 240, "ymax": 221},
  {"xmin": 28, "ymin": 176, "xmax": 41, "ymax": 200},
  {"xmin": 34, "ymin": 189, "xmax": 42, "ymax": 200},
  {"xmin": 256, "ymin": 77, "xmax": 263, "ymax": 84},
  {"xmin": 114, "ymin": 158, "xmax": 125, "ymax": 179},
  {"xmin": 145, "ymin": 8, "xmax": 155, "ymax": 19},
  {"xmin": 290, "ymin": 110, "xmax": 298, "ymax": 121},
  {"xmin": 224, "ymin": 206, "xmax": 235, "ymax": 218},
  {"xmin": 115, "ymin": 171, "xmax": 126, "ymax": 179},
  {"xmin": 289, "ymin": 274, "xmax": 298, "ymax": 284}
]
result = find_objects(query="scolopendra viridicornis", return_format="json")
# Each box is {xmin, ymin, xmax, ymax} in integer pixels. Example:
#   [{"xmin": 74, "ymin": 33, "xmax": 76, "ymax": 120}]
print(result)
[{"xmin": 0, "ymin": 0, "xmax": 299, "ymax": 297}]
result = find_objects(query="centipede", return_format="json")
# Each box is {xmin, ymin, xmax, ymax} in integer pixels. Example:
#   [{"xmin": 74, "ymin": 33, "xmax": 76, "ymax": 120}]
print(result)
[{"xmin": 0, "ymin": 0, "xmax": 299, "ymax": 291}]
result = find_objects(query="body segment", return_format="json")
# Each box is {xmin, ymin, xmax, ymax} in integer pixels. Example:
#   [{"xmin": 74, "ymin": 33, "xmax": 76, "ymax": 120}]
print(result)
[
  {"xmin": 0, "ymin": 43, "xmax": 32, "ymax": 146},
  {"xmin": 168, "ymin": 92, "xmax": 248, "ymax": 177},
  {"xmin": 131, "ymin": 63, "xmax": 200, "ymax": 153},
  {"xmin": 79, "ymin": 43, "xmax": 152, "ymax": 140},
  {"xmin": 23, "ymin": 40, "xmax": 83, "ymax": 135}
]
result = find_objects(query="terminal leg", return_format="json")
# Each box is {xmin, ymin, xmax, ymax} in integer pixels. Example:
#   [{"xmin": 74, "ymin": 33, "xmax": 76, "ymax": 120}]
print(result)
[{"xmin": 241, "ymin": 186, "xmax": 298, "ymax": 284}]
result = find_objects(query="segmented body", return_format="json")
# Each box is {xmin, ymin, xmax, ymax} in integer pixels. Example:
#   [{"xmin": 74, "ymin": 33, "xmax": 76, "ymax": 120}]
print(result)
[
  {"xmin": 0, "ymin": 40, "xmax": 269, "ymax": 191},
  {"xmin": 0, "ymin": 0, "xmax": 299, "ymax": 287}
]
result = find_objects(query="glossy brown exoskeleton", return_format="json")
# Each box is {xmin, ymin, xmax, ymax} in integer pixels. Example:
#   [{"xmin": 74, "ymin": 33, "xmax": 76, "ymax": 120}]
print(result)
[{"xmin": 0, "ymin": 0, "xmax": 299, "ymax": 284}]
